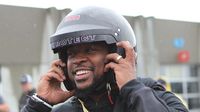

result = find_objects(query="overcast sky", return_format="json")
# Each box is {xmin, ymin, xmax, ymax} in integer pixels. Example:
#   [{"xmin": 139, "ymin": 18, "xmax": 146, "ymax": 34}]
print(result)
[{"xmin": 0, "ymin": 0, "xmax": 199, "ymax": 22}]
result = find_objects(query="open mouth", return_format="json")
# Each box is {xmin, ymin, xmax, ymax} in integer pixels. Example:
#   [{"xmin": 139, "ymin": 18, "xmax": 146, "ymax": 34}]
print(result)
[{"xmin": 74, "ymin": 69, "xmax": 92, "ymax": 81}]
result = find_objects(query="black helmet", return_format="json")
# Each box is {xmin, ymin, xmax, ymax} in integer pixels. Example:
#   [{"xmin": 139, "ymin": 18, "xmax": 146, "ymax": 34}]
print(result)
[{"xmin": 50, "ymin": 6, "xmax": 136, "ymax": 53}]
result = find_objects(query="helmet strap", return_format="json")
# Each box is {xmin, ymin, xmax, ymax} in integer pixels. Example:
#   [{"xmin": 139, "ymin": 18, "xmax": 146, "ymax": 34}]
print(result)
[{"xmin": 106, "ymin": 83, "xmax": 114, "ymax": 105}]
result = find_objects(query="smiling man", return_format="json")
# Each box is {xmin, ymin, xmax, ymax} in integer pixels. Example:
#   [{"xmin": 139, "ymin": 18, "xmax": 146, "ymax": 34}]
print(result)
[{"xmin": 21, "ymin": 6, "xmax": 188, "ymax": 112}]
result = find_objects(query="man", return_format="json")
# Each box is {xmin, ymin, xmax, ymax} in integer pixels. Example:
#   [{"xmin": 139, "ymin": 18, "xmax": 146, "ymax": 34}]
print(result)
[
  {"xmin": 0, "ymin": 95, "xmax": 9, "ymax": 112},
  {"xmin": 19, "ymin": 74, "xmax": 36, "ymax": 111},
  {"xmin": 21, "ymin": 6, "xmax": 188, "ymax": 112}
]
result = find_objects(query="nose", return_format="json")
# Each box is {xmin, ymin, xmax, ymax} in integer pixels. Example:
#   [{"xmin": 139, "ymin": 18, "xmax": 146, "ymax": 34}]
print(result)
[{"xmin": 72, "ymin": 55, "xmax": 87, "ymax": 65}]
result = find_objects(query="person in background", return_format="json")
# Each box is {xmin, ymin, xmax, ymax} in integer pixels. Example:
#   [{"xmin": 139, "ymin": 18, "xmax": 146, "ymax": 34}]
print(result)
[
  {"xmin": 18, "ymin": 74, "xmax": 36, "ymax": 111},
  {"xmin": 0, "ymin": 95, "xmax": 9, "ymax": 112}
]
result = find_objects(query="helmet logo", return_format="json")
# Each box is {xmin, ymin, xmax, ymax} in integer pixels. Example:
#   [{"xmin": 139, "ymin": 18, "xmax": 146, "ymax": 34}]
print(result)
[
  {"xmin": 64, "ymin": 15, "xmax": 80, "ymax": 22},
  {"xmin": 52, "ymin": 35, "xmax": 96, "ymax": 49}
]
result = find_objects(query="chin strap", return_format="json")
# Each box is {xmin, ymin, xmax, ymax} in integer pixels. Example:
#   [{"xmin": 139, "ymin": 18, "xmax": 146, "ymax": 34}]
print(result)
[{"xmin": 107, "ymin": 83, "xmax": 114, "ymax": 105}]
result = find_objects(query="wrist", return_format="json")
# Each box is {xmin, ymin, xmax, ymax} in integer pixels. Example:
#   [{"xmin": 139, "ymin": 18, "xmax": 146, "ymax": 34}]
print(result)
[
  {"xmin": 33, "ymin": 93, "xmax": 54, "ymax": 107},
  {"xmin": 27, "ymin": 94, "xmax": 53, "ymax": 112},
  {"xmin": 33, "ymin": 94, "xmax": 54, "ymax": 108}
]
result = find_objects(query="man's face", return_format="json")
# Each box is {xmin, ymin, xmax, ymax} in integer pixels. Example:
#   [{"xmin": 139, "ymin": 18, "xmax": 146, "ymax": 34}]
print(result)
[{"xmin": 67, "ymin": 42, "xmax": 108, "ymax": 90}]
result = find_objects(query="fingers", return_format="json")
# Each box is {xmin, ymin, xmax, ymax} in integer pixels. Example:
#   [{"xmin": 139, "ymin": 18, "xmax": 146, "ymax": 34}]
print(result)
[
  {"xmin": 45, "ymin": 72, "xmax": 65, "ymax": 82},
  {"xmin": 51, "ymin": 59, "xmax": 66, "ymax": 68},
  {"xmin": 105, "ymin": 41, "xmax": 136, "ymax": 64},
  {"xmin": 47, "ymin": 59, "xmax": 66, "ymax": 81},
  {"xmin": 105, "ymin": 53, "xmax": 124, "ymax": 64},
  {"xmin": 116, "ymin": 41, "xmax": 136, "ymax": 62},
  {"xmin": 104, "ymin": 62, "xmax": 118, "ymax": 72},
  {"xmin": 104, "ymin": 41, "xmax": 136, "ymax": 74}
]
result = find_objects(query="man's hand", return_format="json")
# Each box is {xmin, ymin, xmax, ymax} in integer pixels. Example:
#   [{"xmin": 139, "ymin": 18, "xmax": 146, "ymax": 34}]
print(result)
[
  {"xmin": 104, "ymin": 41, "xmax": 137, "ymax": 89},
  {"xmin": 36, "ymin": 59, "xmax": 74, "ymax": 105}
]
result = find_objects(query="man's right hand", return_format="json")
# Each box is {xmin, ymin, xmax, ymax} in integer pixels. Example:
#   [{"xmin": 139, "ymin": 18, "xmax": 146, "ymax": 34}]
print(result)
[{"xmin": 36, "ymin": 59, "xmax": 74, "ymax": 105}]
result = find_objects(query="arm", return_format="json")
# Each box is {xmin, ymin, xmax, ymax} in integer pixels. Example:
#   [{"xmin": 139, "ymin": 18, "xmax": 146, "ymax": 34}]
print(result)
[
  {"xmin": 21, "ymin": 60, "xmax": 74, "ymax": 112},
  {"xmin": 104, "ymin": 41, "xmax": 188, "ymax": 111},
  {"xmin": 120, "ymin": 79, "xmax": 188, "ymax": 112},
  {"xmin": 20, "ymin": 96, "xmax": 52, "ymax": 112}
]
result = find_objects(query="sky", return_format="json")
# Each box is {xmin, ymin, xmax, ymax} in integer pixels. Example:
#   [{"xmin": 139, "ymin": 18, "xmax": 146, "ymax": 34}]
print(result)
[{"xmin": 0, "ymin": 0, "xmax": 200, "ymax": 23}]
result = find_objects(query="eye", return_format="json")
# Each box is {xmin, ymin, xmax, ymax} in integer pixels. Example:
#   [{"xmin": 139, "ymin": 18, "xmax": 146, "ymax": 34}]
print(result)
[
  {"xmin": 86, "ymin": 47, "xmax": 96, "ymax": 54},
  {"xmin": 67, "ymin": 49, "xmax": 76, "ymax": 57},
  {"xmin": 67, "ymin": 51, "xmax": 72, "ymax": 56}
]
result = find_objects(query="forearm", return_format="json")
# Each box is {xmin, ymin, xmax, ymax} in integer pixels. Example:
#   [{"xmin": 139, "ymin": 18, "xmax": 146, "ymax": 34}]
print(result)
[{"xmin": 21, "ymin": 95, "xmax": 52, "ymax": 112}]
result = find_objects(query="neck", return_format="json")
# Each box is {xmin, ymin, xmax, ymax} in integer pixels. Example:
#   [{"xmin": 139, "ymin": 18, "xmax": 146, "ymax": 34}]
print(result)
[
  {"xmin": 75, "ymin": 71, "xmax": 119, "ymax": 101},
  {"xmin": 75, "ymin": 76, "xmax": 108, "ymax": 98},
  {"xmin": 89, "ymin": 90, "xmax": 108, "ymax": 102}
]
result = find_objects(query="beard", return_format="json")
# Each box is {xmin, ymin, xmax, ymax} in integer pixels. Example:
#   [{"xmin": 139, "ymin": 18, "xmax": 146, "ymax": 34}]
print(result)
[
  {"xmin": 75, "ymin": 73, "xmax": 108, "ymax": 98},
  {"xmin": 74, "ymin": 65, "xmax": 119, "ymax": 99}
]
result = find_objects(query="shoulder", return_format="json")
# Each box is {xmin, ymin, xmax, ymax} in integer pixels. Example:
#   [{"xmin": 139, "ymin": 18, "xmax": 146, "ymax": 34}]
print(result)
[{"xmin": 137, "ymin": 77, "xmax": 165, "ymax": 91}]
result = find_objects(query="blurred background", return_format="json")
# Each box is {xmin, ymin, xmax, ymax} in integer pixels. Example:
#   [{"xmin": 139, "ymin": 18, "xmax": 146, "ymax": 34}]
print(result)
[{"xmin": 0, "ymin": 0, "xmax": 200, "ymax": 112}]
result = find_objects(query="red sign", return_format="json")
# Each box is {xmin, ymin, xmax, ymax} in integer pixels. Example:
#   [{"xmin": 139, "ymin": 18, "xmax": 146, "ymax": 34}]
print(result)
[{"xmin": 177, "ymin": 50, "xmax": 190, "ymax": 63}]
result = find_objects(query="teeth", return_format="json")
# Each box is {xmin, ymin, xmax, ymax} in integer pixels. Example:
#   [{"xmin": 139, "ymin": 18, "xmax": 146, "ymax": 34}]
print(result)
[{"xmin": 76, "ymin": 70, "xmax": 90, "ymax": 75}]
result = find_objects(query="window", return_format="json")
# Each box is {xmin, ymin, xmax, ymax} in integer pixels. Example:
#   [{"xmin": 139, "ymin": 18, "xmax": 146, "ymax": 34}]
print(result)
[
  {"xmin": 188, "ymin": 97, "xmax": 200, "ymax": 109},
  {"xmin": 188, "ymin": 82, "xmax": 199, "ymax": 93},
  {"xmin": 171, "ymin": 82, "xmax": 183, "ymax": 93},
  {"xmin": 160, "ymin": 65, "xmax": 200, "ymax": 111}
]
